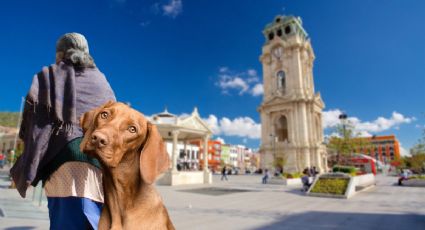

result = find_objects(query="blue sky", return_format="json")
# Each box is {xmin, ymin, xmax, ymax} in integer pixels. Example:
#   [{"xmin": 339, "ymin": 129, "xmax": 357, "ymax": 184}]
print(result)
[{"xmin": 0, "ymin": 0, "xmax": 424, "ymax": 154}]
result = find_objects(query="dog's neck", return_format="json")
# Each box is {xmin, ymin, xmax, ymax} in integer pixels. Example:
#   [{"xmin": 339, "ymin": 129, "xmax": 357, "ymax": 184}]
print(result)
[{"xmin": 103, "ymin": 150, "xmax": 163, "ymax": 216}]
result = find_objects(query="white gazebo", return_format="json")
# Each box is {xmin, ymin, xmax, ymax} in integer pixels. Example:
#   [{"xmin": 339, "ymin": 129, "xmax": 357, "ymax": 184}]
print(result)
[{"xmin": 151, "ymin": 107, "xmax": 213, "ymax": 185}]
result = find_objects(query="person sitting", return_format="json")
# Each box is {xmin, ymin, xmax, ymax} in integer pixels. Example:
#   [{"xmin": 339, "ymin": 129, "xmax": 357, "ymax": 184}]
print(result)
[
  {"xmin": 301, "ymin": 168, "xmax": 312, "ymax": 192},
  {"xmin": 398, "ymin": 169, "xmax": 409, "ymax": 186}
]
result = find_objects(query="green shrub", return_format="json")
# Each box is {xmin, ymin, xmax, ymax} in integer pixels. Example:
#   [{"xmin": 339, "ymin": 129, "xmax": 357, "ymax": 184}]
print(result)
[
  {"xmin": 282, "ymin": 172, "xmax": 302, "ymax": 179},
  {"xmin": 0, "ymin": 112, "xmax": 20, "ymax": 127},
  {"xmin": 310, "ymin": 178, "xmax": 350, "ymax": 195},
  {"xmin": 409, "ymin": 175, "xmax": 425, "ymax": 180},
  {"xmin": 333, "ymin": 165, "xmax": 357, "ymax": 176}
]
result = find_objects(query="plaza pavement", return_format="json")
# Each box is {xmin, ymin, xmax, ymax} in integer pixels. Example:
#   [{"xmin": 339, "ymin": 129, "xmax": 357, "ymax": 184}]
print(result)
[{"xmin": 1, "ymin": 167, "xmax": 424, "ymax": 230}]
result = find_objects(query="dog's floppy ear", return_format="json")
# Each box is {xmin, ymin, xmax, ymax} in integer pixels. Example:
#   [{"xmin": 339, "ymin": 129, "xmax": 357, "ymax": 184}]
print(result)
[
  {"xmin": 79, "ymin": 108, "xmax": 100, "ymax": 152},
  {"xmin": 140, "ymin": 122, "xmax": 170, "ymax": 185},
  {"xmin": 80, "ymin": 109, "xmax": 97, "ymax": 134}
]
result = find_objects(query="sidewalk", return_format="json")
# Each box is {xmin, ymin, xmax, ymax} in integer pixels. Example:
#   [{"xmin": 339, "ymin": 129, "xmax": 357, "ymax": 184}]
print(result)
[
  {"xmin": 0, "ymin": 166, "xmax": 49, "ymax": 230},
  {"xmin": 160, "ymin": 174, "xmax": 425, "ymax": 230},
  {"xmin": 1, "ymin": 171, "xmax": 424, "ymax": 230}
]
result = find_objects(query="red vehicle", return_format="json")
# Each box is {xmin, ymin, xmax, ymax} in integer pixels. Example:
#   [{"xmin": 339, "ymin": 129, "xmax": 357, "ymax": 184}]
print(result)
[{"xmin": 350, "ymin": 154, "xmax": 377, "ymax": 175}]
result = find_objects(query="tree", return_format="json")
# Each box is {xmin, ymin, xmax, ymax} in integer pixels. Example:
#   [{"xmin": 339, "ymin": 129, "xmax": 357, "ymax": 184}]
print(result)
[
  {"xmin": 410, "ymin": 128, "xmax": 425, "ymax": 156},
  {"xmin": 407, "ymin": 127, "xmax": 425, "ymax": 173},
  {"xmin": 326, "ymin": 122, "xmax": 369, "ymax": 165}
]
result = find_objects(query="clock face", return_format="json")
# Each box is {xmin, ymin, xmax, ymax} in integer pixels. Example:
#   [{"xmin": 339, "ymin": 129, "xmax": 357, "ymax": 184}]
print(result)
[{"xmin": 273, "ymin": 46, "xmax": 283, "ymax": 59}]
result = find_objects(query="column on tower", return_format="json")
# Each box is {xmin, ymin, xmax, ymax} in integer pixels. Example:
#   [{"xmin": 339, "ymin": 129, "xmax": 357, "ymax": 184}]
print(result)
[{"xmin": 300, "ymin": 102, "xmax": 310, "ymax": 168}]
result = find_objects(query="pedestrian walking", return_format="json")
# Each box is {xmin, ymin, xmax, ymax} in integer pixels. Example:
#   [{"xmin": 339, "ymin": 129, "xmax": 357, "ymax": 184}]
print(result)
[
  {"xmin": 262, "ymin": 169, "xmax": 270, "ymax": 184},
  {"xmin": 221, "ymin": 166, "xmax": 228, "ymax": 181},
  {"xmin": 0, "ymin": 152, "xmax": 4, "ymax": 169},
  {"xmin": 10, "ymin": 33, "xmax": 116, "ymax": 230}
]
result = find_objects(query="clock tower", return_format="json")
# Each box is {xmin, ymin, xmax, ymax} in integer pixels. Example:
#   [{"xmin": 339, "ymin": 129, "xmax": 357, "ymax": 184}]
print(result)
[{"xmin": 258, "ymin": 15, "xmax": 327, "ymax": 173}]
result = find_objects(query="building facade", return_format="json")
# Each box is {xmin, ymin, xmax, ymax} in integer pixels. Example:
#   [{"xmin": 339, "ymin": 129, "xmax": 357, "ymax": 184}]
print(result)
[
  {"xmin": 258, "ymin": 15, "xmax": 327, "ymax": 173},
  {"xmin": 220, "ymin": 144, "xmax": 231, "ymax": 165},
  {"xmin": 191, "ymin": 139, "xmax": 222, "ymax": 172},
  {"xmin": 356, "ymin": 135, "xmax": 401, "ymax": 163},
  {"xmin": 164, "ymin": 142, "xmax": 200, "ymax": 170},
  {"xmin": 229, "ymin": 145, "xmax": 238, "ymax": 167}
]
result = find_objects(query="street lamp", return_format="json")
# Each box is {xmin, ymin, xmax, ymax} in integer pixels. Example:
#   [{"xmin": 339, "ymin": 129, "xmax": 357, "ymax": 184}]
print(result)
[
  {"xmin": 338, "ymin": 113, "xmax": 348, "ymax": 138},
  {"xmin": 338, "ymin": 113, "xmax": 348, "ymax": 165}
]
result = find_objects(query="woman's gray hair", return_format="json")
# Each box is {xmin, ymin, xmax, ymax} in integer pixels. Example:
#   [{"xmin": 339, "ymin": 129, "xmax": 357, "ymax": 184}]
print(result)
[{"xmin": 56, "ymin": 33, "xmax": 96, "ymax": 68}]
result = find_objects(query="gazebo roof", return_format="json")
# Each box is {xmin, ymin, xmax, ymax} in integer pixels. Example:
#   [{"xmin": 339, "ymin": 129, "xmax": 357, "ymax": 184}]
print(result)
[{"xmin": 150, "ymin": 107, "xmax": 212, "ymax": 140}]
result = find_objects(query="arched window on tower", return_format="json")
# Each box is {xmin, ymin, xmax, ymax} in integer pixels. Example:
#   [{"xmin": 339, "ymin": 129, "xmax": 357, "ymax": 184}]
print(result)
[
  {"xmin": 276, "ymin": 70, "xmax": 286, "ymax": 93},
  {"xmin": 275, "ymin": 115, "xmax": 289, "ymax": 142}
]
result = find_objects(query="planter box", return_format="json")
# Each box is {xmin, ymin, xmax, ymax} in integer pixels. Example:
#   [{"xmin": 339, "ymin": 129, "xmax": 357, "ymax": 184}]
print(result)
[
  {"xmin": 268, "ymin": 177, "xmax": 303, "ymax": 186},
  {"xmin": 346, "ymin": 173, "xmax": 376, "ymax": 198},
  {"xmin": 308, "ymin": 173, "xmax": 375, "ymax": 199}
]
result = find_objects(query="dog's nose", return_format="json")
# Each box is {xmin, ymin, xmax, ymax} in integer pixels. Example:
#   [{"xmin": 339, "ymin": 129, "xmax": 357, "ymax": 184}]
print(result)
[{"xmin": 91, "ymin": 131, "xmax": 109, "ymax": 148}]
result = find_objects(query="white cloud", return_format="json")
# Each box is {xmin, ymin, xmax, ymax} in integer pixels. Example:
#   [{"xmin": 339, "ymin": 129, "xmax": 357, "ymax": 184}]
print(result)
[
  {"xmin": 219, "ymin": 66, "xmax": 229, "ymax": 73},
  {"xmin": 323, "ymin": 109, "xmax": 414, "ymax": 135},
  {"xmin": 203, "ymin": 115, "xmax": 261, "ymax": 139},
  {"xmin": 216, "ymin": 137, "xmax": 226, "ymax": 144},
  {"xmin": 356, "ymin": 130, "xmax": 373, "ymax": 137},
  {"xmin": 246, "ymin": 69, "xmax": 259, "ymax": 83},
  {"xmin": 220, "ymin": 117, "xmax": 261, "ymax": 139},
  {"xmin": 204, "ymin": 115, "xmax": 221, "ymax": 134},
  {"xmin": 247, "ymin": 69, "xmax": 257, "ymax": 77},
  {"xmin": 415, "ymin": 124, "xmax": 425, "ymax": 129},
  {"xmin": 162, "ymin": 0, "xmax": 183, "ymax": 18},
  {"xmin": 322, "ymin": 109, "xmax": 344, "ymax": 129},
  {"xmin": 251, "ymin": 83, "xmax": 264, "ymax": 96},
  {"xmin": 216, "ymin": 67, "xmax": 262, "ymax": 97},
  {"xmin": 178, "ymin": 113, "xmax": 190, "ymax": 119},
  {"xmin": 399, "ymin": 143, "xmax": 410, "ymax": 157},
  {"xmin": 218, "ymin": 75, "xmax": 249, "ymax": 95},
  {"xmin": 353, "ymin": 112, "xmax": 413, "ymax": 133}
]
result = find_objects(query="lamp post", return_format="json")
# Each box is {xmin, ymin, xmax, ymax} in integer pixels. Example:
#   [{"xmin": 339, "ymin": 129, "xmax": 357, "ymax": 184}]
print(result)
[
  {"xmin": 338, "ymin": 113, "xmax": 348, "ymax": 138},
  {"xmin": 338, "ymin": 113, "xmax": 348, "ymax": 165}
]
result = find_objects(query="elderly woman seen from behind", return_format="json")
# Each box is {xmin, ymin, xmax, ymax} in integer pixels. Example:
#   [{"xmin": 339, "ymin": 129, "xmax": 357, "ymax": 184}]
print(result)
[{"xmin": 11, "ymin": 33, "xmax": 116, "ymax": 230}]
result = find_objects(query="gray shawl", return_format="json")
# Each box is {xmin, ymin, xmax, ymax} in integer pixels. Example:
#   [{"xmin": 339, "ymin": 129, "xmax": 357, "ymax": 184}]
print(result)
[{"xmin": 10, "ymin": 62, "xmax": 116, "ymax": 197}]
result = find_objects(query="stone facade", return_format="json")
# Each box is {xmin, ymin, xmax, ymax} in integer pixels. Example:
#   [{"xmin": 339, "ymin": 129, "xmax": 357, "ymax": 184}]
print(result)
[{"xmin": 258, "ymin": 15, "xmax": 327, "ymax": 173}]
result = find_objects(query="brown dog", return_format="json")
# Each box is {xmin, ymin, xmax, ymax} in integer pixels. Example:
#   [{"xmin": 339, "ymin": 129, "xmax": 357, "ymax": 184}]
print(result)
[{"xmin": 80, "ymin": 101, "xmax": 175, "ymax": 230}]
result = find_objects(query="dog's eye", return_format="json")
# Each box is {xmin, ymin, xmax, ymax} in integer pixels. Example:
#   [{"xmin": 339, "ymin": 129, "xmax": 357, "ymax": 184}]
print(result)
[
  {"xmin": 100, "ymin": 112, "xmax": 108, "ymax": 119},
  {"xmin": 128, "ymin": 126, "xmax": 137, "ymax": 133}
]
